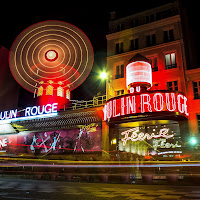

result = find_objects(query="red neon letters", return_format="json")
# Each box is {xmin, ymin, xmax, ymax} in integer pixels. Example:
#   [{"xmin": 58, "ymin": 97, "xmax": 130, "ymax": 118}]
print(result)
[{"xmin": 104, "ymin": 92, "xmax": 189, "ymax": 121}]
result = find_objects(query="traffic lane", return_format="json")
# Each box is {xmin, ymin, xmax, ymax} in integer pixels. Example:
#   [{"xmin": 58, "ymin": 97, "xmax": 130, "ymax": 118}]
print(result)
[{"xmin": 0, "ymin": 178, "xmax": 200, "ymax": 199}]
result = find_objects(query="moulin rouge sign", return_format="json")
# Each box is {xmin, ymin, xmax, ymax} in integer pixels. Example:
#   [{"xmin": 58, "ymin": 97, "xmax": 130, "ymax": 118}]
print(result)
[
  {"xmin": 0, "ymin": 103, "xmax": 58, "ymax": 122},
  {"xmin": 103, "ymin": 91, "xmax": 189, "ymax": 121}
]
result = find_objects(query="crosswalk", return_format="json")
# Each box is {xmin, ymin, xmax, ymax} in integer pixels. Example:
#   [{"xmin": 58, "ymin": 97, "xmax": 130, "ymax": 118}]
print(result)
[{"xmin": 0, "ymin": 178, "xmax": 200, "ymax": 199}]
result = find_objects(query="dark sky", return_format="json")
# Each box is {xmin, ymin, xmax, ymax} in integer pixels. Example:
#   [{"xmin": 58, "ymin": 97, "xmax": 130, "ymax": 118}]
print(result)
[{"xmin": 0, "ymin": 0, "xmax": 197, "ymax": 103}]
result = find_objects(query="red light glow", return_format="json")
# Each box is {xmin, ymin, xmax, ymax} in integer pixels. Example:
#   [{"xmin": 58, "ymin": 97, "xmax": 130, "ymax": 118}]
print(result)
[
  {"xmin": 144, "ymin": 155, "xmax": 153, "ymax": 159},
  {"xmin": 104, "ymin": 91, "xmax": 189, "ymax": 121}
]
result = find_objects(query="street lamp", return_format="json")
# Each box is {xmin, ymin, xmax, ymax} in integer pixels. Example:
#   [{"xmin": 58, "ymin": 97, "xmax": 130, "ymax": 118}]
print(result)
[
  {"xmin": 189, "ymin": 137, "xmax": 197, "ymax": 146},
  {"xmin": 99, "ymin": 71, "xmax": 115, "ymax": 100},
  {"xmin": 100, "ymin": 71, "xmax": 107, "ymax": 80}
]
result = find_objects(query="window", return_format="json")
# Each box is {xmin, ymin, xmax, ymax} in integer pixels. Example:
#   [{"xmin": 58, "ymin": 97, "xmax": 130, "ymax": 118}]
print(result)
[
  {"xmin": 165, "ymin": 53, "xmax": 177, "ymax": 69},
  {"xmin": 193, "ymin": 81, "xmax": 200, "ymax": 99},
  {"xmin": 146, "ymin": 14, "xmax": 155, "ymax": 23},
  {"xmin": 116, "ymin": 90, "xmax": 124, "ymax": 96},
  {"xmin": 57, "ymin": 86, "xmax": 63, "ymax": 97},
  {"xmin": 37, "ymin": 86, "xmax": 43, "ymax": 96},
  {"xmin": 131, "ymin": 19, "xmax": 139, "ymax": 27},
  {"xmin": 148, "ymin": 57, "xmax": 158, "ymax": 72},
  {"xmin": 151, "ymin": 83, "xmax": 159, "ymax": 90},
  {"xmin": 130, "ymin": 38, "xmax": 139, "ymax": 50},
  {"xmin": 146, "ymin": 34, "xmax": 156, "ymax": 47},
  {"xmin": 117, "ymin": 24, "xmax": 124, "ymax": 31},
  {"xmin": 167, "ymin": 81, "xmax": 178, "ymax": 91},
  {"xmin": 116, "ymin": 42, "xmax": 124, "ymax": 54},
  {"xmin": 115, "ymin": 64, "xmax": 124, "ymax": 79},
  {"xmin": 164, "ymin": 29, "xmax": 174, "ymax": 42},
  {"xmin": 197, "ymin": 115, "xmax": 200, "ymax": 133},
  {"xmin": 116, "ymin": 65, "xmax": 119, "ymax": 78},
  {"xmin": 46, "ymin": 85, "xmax": 53, "ymax": 95},
  {"xmin": 66, "ymin": 89, "xmax": 70, "ymax": 100}
]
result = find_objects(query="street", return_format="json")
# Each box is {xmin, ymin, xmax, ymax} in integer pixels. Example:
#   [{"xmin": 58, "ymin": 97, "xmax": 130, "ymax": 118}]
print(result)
[{"xmin": 0, "ymin": 177, "xmax": 199, "ymax": 199}]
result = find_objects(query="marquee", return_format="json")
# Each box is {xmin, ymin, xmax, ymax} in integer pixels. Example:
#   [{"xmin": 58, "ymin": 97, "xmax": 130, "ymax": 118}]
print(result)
[
  {"xmin": 0, "ymin": 103, "xmax": 58, "ymax": 124},
  {"xmin": 103, "ymin": 91, "xmax": 188, "ymax": 121}
]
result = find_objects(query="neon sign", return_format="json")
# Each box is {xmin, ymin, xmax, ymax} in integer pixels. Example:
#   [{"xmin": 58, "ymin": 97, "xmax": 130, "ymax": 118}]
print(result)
[
  {"xmin": 0, "ymin": 138, "xmax": 7, "ymax": 148},
  {"xmin": 103, "ymin": 91, "xmax": 189, "ymax": 121},
  {"xmin": 0, "ymin": 109, "xmax": 18, "ymax": 120},
  {"xmin": 121, "ymin": 127, "xmax": 174, "ymax": 146},
  {"xmin": 25, "ymin": 103, "xmax": 58, "ymax": 117},
  {"xmin": 152, "ymin": 138, "xmax": 181, "ymax": 150},
  {"xmin": 0, "ymin": 103, "xmax": 58, "ymax": 124}
]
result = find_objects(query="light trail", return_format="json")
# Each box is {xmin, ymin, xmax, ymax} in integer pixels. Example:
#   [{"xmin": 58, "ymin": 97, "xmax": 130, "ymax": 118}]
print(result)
[{"xmin": 1, "ymin": 162, "xmax": 200, "ymax": 168}]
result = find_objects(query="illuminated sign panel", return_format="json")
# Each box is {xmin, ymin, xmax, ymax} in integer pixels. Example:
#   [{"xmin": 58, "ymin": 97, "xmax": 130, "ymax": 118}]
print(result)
[
  {"xmin": 0, "ymin": 123, "xmax": 101, "ymax": 154},
  {"xmin": 103, "ymin": 91, "xmax": 189, "ymax": 121},
  {"xmin": 25, "ymin": 103, "xmax": 58, "ymax": 117},
  {"xmin": 152, "ymin": 138, "xmax": 181, "ymax": 151},
  {"xmin": 126, "ymin": 61, "xmax": 152, "ymax": 88},
  {"xmin": 121, "ymin": 127, "xmax": 174, "ymax": 146},
  {"xmin": 0, "ymin": 103, "xmax": 58, "ymax": 124},
  {"xmin": 118, "ymin": 122, "xmax": 181, "ymax": 156}
]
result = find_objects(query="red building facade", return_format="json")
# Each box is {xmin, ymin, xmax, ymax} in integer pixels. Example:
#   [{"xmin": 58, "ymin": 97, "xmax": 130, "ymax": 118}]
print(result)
[
  {"xmin": 104, "ymin": 1, "xmax": 199, "ymax": 160},
  {"xmin": 0, "ymin": 2, "xmax": 198, "ymax": 162}
]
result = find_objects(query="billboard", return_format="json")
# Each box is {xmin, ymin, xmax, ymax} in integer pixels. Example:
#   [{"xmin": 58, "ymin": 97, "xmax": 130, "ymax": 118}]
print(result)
[{"xmin": 0, "ymin": 123, "xmax": 101, "ymax": 155}]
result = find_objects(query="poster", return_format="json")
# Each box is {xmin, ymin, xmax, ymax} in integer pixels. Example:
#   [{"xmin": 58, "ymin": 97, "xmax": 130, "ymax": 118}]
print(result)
[{"xmin": 0, "ymin": 123, "xmax": 102, "ymax": 155}]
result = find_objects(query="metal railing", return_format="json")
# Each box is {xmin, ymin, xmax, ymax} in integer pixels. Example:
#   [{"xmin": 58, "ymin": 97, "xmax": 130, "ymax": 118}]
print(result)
[{"xmin": 72, "ymin": 95, "xmax": 106, "ymax": 110}]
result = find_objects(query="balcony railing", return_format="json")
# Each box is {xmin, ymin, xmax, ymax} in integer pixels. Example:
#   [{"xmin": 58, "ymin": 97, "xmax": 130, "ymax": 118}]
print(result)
[{"xmin": 72, "ymin": 95, "xmax": 106, "ymax": 110}]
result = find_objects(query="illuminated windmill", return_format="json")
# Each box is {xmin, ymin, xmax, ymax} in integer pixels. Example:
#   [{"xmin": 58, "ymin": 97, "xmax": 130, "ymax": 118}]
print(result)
[{"xmin": 9, "ymin": 20, "xmax": 94, "ymax": 109}]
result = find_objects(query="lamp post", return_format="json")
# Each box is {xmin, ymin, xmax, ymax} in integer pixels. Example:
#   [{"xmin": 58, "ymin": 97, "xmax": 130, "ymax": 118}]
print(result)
[
  {"xmin": 99, "ymin": 71, "xmax": 115, "ymax": 101},
  {"xmin": 99, "ymin": 71, "xmax": 108, "ymax": 101}
]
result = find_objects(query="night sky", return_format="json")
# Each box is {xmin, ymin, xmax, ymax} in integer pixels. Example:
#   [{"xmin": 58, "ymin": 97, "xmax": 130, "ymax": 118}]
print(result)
[{"xmin": 0, "ymin": 0, "xmax": 198, "ymax": 104}]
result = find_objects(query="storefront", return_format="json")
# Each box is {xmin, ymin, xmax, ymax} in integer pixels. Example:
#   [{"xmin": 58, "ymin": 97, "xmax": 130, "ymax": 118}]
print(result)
[
  {"xmin": 108, "ymin": 119, "xmax": 186, "ymax": 161},
  {"xmin": 0, "ymin": 105, "xmax": 103, "ymax": 160},
  {"xmin": 103, "ymin": 55, "xmax": 189, "ymax": 161}
]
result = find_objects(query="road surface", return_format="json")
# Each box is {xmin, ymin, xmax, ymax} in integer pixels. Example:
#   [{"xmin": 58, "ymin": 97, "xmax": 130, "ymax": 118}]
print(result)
[{"xmin": 0, "ymin": 177, "xmax": 199, "ymax": 199}]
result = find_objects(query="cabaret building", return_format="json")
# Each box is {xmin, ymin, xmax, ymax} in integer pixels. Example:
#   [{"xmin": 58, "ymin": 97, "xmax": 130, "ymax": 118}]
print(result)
[
  {"xmin": 103, "ymin": 53, "xmax": 189, "ymax": 160},
  {"xmin": 104, "ymin": 1, "xmax": 200, "ymax": 160},
  {"xmin": 0, "ymin": 1, "xmax": 199, "ymax": 162}
]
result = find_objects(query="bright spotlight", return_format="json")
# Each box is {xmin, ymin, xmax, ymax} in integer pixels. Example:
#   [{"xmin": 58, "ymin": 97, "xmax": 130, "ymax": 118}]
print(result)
[
  {"xmin": 190, "ymin": 137, "xmax": 197, "ymax": 145},
  {"xmin": 100, "ymin": 72, "xmax": 107, "ymax": 80}
]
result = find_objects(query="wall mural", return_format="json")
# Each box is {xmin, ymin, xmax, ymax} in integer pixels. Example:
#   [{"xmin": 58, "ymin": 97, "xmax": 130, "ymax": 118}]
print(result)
[{"xmin": 0, "ymin": 123, "xmax": 101, "ymax": 155}]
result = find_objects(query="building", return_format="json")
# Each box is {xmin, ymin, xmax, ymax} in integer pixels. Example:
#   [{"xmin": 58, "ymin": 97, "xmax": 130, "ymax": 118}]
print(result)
[
  {"xmin": 105, "ymin": 1, "xmax": 200, "ymax": 160},
  {"xmin": 0, "ymin": 2, "xmax": 198, "ymax": 162},
  {"xmin": 106, "ymin": 1, "xmax": 184, "ymax": 99}
]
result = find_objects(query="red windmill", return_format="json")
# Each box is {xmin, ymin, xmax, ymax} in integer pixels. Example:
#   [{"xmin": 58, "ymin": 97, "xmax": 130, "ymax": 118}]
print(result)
[{"xmin": 9, "ymin": 20, "xmax": 94, "ymax": 110}]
